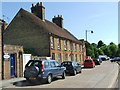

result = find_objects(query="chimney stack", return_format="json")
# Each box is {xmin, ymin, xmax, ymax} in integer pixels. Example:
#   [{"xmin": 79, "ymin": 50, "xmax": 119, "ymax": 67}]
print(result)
[
  {"xmin": 31, "ymin": 2, "xmax": 45, "ymax": 21},
  {"xmin": 52, "ymin": 15, "xmax": 63, "ymax": 28}
]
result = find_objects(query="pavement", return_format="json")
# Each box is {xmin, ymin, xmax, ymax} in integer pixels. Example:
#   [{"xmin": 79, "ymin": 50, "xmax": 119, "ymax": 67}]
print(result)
[
  {"xmin": 0, "ymin": 61, "xmax": 119, "ymax": 89},
  {"xmin": 0, "ymin": 77, "xmax": 25, "ymax": 89}
]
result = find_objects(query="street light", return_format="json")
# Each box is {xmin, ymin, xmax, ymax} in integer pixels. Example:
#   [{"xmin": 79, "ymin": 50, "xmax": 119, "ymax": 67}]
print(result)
[{"xmin": 85, "ymin": 30, "xmax": 93, "ymax": 42}]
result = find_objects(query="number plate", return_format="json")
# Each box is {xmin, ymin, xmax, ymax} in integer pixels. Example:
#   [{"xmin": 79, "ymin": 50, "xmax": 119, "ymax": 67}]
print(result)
[{"xmin": 29, "ymin": 77, "xmax": 36, "ymax": 80}]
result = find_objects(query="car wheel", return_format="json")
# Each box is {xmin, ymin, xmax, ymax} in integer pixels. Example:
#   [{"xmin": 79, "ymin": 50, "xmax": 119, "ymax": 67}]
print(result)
[
  {"xmin": 79, "ymin": 70, "xmax": 82, "ymax": 73},
  {"xmin": 26, "ymin": 78, "xmax": 31, "ymax": 82},
  {"xmin": 73, "ymin": 70, "xmax": 77, "ymax": 76},
  {"xmin": 46, "ymin": 74, "xmax": 52, "ymax": 84},
  {"xmin": 62, "ymin": 72, "xmax": 65, "ymax": 79}
]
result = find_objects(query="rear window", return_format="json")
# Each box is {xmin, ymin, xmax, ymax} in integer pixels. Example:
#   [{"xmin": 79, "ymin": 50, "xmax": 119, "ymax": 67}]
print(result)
[
  {"xmin": 25, "ymin": 60, "xmax": 42, "ymax": 67},
  {"xmin": 61, "ymin": 62, "xmax": 72, "ymax": 66},
  {"xmin": 85, "ymin": 60, "xmax": 92, "ymax": 62},
  {"xmin": 101, "ymin": 58, "xmax": 106, "ymax": 60}
]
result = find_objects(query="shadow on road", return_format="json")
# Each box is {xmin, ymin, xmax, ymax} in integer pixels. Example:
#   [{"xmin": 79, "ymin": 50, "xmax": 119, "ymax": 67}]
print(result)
[{"xmin": 12, "ymin": 77, "xmax": 63, "ymax": 87}]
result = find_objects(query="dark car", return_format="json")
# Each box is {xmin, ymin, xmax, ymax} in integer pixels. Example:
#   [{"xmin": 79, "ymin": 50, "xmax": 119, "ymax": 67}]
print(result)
[
  {"xmin": 110, "ymin": 57, "xmax": 120, "ymax": 62},
  {"xmin": 61, "ymin": 61, "xmax": 82, "ymax": 76},
  {"xmin": 24, "ymin": 59, "xmax": 66, "ymax": 84},
  {"xmin": 93, "ymin": 59, "xmax": 101, "ymax": 65}
]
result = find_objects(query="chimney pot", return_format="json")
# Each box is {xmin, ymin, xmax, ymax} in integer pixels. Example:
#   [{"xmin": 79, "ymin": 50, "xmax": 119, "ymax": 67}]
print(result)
[
  {"xmin": 32, "ymin": 3, "xmax": 34, "ymax": 7},
  {"xmin": 36, "ymin": 2, "xmax": 39, "ymax": 6},
  {"xmin": 40, "ymin": 2, "xmax": 42, "ymax": 6}
]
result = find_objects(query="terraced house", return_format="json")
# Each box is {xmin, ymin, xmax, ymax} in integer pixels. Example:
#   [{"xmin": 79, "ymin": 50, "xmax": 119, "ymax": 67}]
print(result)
[{"xmin": 4, "ymin": 2, "xmax": 86, "ymax": 64}]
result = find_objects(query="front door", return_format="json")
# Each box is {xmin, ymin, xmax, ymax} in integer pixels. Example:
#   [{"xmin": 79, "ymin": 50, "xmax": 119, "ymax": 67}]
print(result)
[{"xmin": 10, "ymin": 54, "xmax": 16, "ymax": 77}]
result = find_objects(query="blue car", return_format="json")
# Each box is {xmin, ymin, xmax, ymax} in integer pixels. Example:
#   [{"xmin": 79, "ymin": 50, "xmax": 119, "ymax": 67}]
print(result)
[{"xmin": 24, "ymin": 59, "xmax": 66, "ymax": 84}]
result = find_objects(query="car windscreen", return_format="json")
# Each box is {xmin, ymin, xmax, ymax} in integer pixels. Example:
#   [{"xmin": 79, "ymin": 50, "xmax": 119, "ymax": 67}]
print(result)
[
  {"xmin": 61, "ymin": 62, "xmax": 72, "ymax": 66},
  {"xmin": 85, "ymin": 60, "xmax": 92, "ymax": 62}
]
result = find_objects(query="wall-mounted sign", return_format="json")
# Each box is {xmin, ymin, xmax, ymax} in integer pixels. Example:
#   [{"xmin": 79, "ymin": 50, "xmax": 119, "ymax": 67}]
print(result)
[{"xmin": 3, "ymin": 53, "xmax": 10, "ymax": 59}]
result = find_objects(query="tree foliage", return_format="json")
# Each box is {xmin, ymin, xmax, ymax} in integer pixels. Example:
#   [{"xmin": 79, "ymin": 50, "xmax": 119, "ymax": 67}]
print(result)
[{"xmin": 85, "ymin": 40, "xmax": 120, "ymax": 58}]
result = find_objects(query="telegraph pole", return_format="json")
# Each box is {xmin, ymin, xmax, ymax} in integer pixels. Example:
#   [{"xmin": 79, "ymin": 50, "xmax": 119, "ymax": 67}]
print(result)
[{"xmin": 1, "ymin": 20, "xmax": 5, "ymax": 80}]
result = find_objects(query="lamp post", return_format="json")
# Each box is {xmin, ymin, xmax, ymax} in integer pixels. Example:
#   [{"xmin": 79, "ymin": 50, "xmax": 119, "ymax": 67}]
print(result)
[{"xmin": 85, "ymin": 30, "xmax": 93, "ymax": 42}]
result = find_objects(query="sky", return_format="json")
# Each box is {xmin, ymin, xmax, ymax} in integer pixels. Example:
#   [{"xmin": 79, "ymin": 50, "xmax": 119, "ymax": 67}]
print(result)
[{"xmin": 1, "ymin": 1, "xmax": 119, "ymax": 45}]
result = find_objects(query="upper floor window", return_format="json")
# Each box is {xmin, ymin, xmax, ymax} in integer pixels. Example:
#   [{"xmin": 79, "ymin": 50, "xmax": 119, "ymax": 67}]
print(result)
[
  {"xmin": 70, "ymin": 42, "xmax": 74, "ymax": 51},
  {"xmin": 64, "ymin": 40, "xmax": 67, "ymax": 51},
  {"xmin": 50, "ymin": 36, "xmax": 54, "ymax": 49},
  {"xmin": 79, "ymin": 45, "xmax": 82, "ymax": 52},
  {"xmin": 75, "ymin": 44, "xmax": 77, "ymax": 51},
  {"xmin": 57, "ymin": 38, "xmax": 61, "ymax": 49}
]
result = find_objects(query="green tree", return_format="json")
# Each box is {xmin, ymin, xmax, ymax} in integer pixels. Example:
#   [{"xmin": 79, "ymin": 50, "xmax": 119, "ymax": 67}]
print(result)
[
  {"xmin": 91, "ymin": 43, "xmax": 98, "ymax": 58},
  {"xmin": 85, "ymin": 42, "xmax": 95, "ymax": 58},
  {"xmin": 97, "ymin": 40, "xmax": 104, "ymax": 48},
  {"xmin": 116, "ymin": 44, "xmax": 120, "ymax": 57},
  {"xmin": 100, "ymin": 45, "xmax": 111, "ymax": 57},
  {"xmin": 108, "ymin": 42, "xmax": 117, "ymax": 57},
  {"xmin": 97, "ymin": 48, "xmax": 104, "ymax": 55}
]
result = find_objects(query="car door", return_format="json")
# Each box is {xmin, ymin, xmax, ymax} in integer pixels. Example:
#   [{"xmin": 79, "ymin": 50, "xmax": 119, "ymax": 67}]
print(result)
[
  {"xmin": 55, "ymin": 61, "xmax": 63, "ymax": 75},
  {"xmin": 50, "ymin": 61, "xmax": 58, "ymax": 77}
]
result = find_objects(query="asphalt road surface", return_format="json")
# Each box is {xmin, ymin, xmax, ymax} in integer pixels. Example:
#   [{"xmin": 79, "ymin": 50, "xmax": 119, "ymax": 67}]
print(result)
[{"xmin": 2, "ymin": 61, "xmax": 119, "ymax": 88}]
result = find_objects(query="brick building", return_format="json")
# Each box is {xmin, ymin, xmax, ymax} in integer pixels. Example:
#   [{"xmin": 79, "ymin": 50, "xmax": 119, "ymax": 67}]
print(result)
[
  {"xmin": 4, "ymin": 2, "xmax": 86, "ymax": 64},
  {"xmin": 3, "ymin": 45, "xmax": 23, "ymax": 79}
]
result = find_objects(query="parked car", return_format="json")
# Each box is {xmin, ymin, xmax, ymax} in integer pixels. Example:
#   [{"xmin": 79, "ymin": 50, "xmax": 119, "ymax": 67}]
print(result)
[
  {"xmin": 84, "ymin": 58, "xmax": 95, "ymax": 68},
  {"xmin": 110, "ymin": 57, "xmax": 120, "ymax": 62},
  {"xmin": 99, "ymin": 55, "xmax": 109, "ymax": 61},
  {"xmin": 93, "ymin": 58, "xmax": 101, "ymax": 65},
  {"xmin": 24, "ymin": 59, "xmax": 66, "ymax": 84},
  {"xmin": 61, "ymin": 61, "xmax": 82, "ymax": 76},
  {"xmin": 98, "ymin": 58, "xmax": 102, "ymax": 63}
]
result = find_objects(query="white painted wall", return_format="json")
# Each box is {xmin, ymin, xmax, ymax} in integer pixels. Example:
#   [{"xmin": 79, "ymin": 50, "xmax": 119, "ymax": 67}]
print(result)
[{"xmin": 23, "ymin": 54, "xmax": 32, "ymax": 73}]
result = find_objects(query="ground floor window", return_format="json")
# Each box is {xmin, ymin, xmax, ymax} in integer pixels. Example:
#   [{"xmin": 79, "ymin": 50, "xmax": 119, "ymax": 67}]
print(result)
[
  {"xmin": 58, "ymin": 53, "xmax": 61, "ymax": 62},
  {"xmin": 65, "ymin": 54, "xmax": 68, "ymax": 60},
  {"xmin": 75, "ymin": 54, "xmax": 77, "ymax": 61},
  {"xmin": 52, "ymin": 53, "xmax": 55, "ymax": 60}
]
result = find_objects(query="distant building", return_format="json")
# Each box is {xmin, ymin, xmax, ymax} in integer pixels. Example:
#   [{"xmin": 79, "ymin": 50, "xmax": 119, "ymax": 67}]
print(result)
[{"xmin": 4, "ymin": 2, "xmax": 86, "ymax": 64}]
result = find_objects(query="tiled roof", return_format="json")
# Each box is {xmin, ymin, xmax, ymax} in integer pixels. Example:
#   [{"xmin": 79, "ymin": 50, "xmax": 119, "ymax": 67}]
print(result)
[{"xmin": 9, "ymin": 8, "xmax": 80, "ymax": 43}]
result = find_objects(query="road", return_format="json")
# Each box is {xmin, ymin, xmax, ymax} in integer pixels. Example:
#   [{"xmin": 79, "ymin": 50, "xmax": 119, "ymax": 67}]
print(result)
[{"xmin": 2, "ymin": 61, "xmax": 119, "ymax": 88}]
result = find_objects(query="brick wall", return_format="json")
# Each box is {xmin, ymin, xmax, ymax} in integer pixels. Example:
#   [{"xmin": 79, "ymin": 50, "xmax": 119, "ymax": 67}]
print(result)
[
  {"xmin": 50, "ymin": 36, "xmax": 85, "ymax": 64},
  {"xmin": 3, "ymin": 45, "xmax": 23, "ymax": 79}
]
